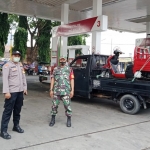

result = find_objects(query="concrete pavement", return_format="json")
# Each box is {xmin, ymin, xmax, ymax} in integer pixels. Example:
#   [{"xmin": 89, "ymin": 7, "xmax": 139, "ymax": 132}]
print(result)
[{"xmin": 0, "ymin": 76, "xmax": 150, "ymax": 150}]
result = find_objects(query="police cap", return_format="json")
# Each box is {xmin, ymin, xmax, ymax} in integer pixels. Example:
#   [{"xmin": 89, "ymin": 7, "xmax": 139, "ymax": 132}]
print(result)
[{"xmin": 12, "ymin": 51, "xmax": 21, "ymax": 56}]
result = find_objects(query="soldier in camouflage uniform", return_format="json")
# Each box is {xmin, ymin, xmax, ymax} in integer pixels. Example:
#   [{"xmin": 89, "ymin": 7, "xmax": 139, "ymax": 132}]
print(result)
[{"xmin": 49, "ymin": 56, "xmax": 74, "ymax": 127}]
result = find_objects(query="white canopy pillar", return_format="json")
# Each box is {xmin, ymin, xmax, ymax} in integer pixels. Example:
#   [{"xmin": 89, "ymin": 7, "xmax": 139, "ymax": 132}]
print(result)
[
  {"xmin": 60, "ymin": 3, "xmax": 69, "ymax": 57},
  {"xmin": 146, "ymin": 22, "xmax": 150, "ymax": 37},
  {"xmin": 51, "ymin": 36, "xmax": 58, "ymax": 66},
  {"xmin": 92, "ymin": 0, "xmax": 102, "ymax": 54}
]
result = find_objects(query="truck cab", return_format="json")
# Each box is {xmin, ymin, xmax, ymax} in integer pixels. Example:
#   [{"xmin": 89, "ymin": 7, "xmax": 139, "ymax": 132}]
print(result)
[
  {"xmin": 70, "ymin": 54, "xmax": 150, "ymax": 115},
  {"xmin": 70, "ymin": 54, "xmax": 108, "ymax": 98}
]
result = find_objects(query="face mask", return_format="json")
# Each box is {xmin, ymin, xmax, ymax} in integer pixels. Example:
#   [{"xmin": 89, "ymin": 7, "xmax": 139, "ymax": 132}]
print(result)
[
  {"xmin": 13, "ymin": 57, "xmax": 20, "ymax": 63},
  {"xmin": 60, "ymin": 62, "xmax": 66, "ymax": 66}
]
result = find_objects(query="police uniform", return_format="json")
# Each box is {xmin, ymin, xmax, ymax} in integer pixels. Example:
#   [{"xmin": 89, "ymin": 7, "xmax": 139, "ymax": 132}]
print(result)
[{"xmin": 1, "ymin": 51, "xmax": 27, "ymax": 139}]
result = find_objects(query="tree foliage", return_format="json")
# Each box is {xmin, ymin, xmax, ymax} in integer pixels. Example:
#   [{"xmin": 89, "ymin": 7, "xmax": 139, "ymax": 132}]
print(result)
[
  {"xmin": 0, "ymin": 13, "xmax": 10, "ymax": 57},
  {"xmin": 12, "ymin": 17, "xmax": 46, "ymax": 61},
  {"xmin": 68, "ymin": 34, "xmax": 89, "ymax": 55},
  {"xmin": 36, "ymin": 20, "xmax": 60, "ymax": 63},
  {"xmin": 26, "ymin": 17, "xmax": 52, "ymax": 62},
  {"xmin": 19, "ymin": 16, "xmax": 28, "ymax": 30},
  {"xmin": 13, "ymin": 27, "xmax": 28, "ymax": 60},
  {"xmin": 13, "ymin": 16, "xmax": 28, "ymax": 60},
  {"xmin": 9, "ymin": 15, "xmax": 53, "ymax": 61},
  {"xmin": 52, "ymin": 21, "xmax": 61, "ymax": 27},
  {"xmin": 37, "ymin": 20, "xmax": 52, "ymax": 63},
  {"xmin": 68, "ymin": 35, "xmax": 85, "ymax": 45},
  {"xmin": 8, "ymin": 14, "xmax": 19, "ymax": 29}
]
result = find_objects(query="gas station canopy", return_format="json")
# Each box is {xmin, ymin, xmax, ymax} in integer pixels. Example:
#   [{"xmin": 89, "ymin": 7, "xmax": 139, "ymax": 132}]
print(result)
[{"xmin": 0, "ymin": 0, "xmax": 150, "ymax": 33}]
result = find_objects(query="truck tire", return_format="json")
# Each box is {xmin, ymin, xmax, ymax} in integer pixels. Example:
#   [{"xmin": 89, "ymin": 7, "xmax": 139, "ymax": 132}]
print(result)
[{"xmin": 119, "ymin": 94, "xmax": 140, "ymax": 115}]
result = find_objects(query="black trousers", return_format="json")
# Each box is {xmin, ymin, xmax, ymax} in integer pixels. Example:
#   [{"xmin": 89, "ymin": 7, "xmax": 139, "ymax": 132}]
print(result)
[{"xmin": 1, "ymin": 92, "xmax": 24, "ymax": 132}]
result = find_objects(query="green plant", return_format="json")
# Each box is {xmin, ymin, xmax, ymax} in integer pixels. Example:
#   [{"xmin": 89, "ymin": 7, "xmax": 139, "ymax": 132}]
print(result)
[
  {"xmin": 0, "ymin": 13, "xmax": 10, "ymax": 57},
  {"xmin": 13, "ymin": 27, "xmax": 28, "ymax": 60},
  {"xmin": 37, "ymin": 20, "xmax": 52, "ymax": 63},
  {"xmin": 19, "ymin": 16, "xmax": 28, "ymax": 30},
  {"xmin": 68, "ymin": 34, "xmax": 89, "ymax": 55}
]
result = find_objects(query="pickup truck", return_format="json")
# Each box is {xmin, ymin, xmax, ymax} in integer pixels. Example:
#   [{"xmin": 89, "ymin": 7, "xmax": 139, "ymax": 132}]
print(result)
[{"xmin": 70, "ymin": 54, "xmax": 150, "ymax": 115}]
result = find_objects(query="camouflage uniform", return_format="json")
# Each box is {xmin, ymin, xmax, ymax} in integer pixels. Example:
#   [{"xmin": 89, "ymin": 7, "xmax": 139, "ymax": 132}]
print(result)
[{"xmin": 51, "ymin": 65, "xmax": 74, "ymax": 116}]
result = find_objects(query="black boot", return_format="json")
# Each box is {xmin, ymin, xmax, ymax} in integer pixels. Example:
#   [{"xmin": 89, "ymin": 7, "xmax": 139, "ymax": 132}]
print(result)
[
  {"xmin": 12, "ymin": 125, "xmax": 24, "ymax": 133},
  {"xmin": 66, "ymin": 116, "xmax": 71, "ymax": 127},
  {"xmin": 49, "ymin": 115, "xmax": 55, "ymax": 127},
  {"xmin": 0, "ymin": 131, "xmax": 11, "ymax": 139}
]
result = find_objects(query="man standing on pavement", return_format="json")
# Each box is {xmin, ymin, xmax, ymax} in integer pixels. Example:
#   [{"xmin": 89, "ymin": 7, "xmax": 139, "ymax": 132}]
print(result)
[
  {"xmin": 0, "ymin": 51, "xmax": 27, "ymax": 140},
  {"xmin": 49, "ymin": 56, "xmax": 74, "ymax": 127}
]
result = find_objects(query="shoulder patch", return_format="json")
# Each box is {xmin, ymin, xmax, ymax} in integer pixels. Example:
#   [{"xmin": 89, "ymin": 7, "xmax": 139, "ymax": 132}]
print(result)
[
  {"xmin": 4, "ymin": 64, "xmax": 9, "ymax": 68},
  {"xmin": 4, "ymin": 64, "xmax": 9, "ymax": 66}
]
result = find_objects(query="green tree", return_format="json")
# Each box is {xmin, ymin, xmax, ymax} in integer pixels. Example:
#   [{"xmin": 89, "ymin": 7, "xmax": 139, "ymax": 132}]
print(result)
[
  {"xmin": 13, "ymin": 27, "xmax": 28, "ymax": 60},
  {"xmin": 26, "ymin": 17, "xmax": 39, "ymax": 52},
  {"xmin": 9, "ymin": 15, "xmax": 56, "ymax": 62},
  {"xmin": 68, "ymin": 34, "xmax": 89, "ymax": 55},
  {"xmin": 26, "ymin": 17, "xmax": 54, "ymax": 62},
  {"xmin": 13, "ymin": 16, "xmax": 28, "ymax": 60},
  {"xmin": 52, "ymin": 21, "xmax": 61, "ymax": 27},
  {"xmin": 12, "ymin": 16, "xmax": 45, "ymax": 61},
  {"xmin": 0, "ymin": 13, "xmax": 10, "ymax": 57},
  {"xmin": 8, "ymin": 14, "xmax": 19, "ymax": 29},
  {"xmin": 37, "ymin": 20, "xmax": 52, "ymax": 63},
  {"xmin": 19, "ymin": 16, "xmax": 28, "ymax": 30}
]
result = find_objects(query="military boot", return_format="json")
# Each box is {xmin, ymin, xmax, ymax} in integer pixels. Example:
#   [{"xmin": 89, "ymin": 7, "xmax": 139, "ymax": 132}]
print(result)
[
  {"xmin": 66, "ymin": 116, "xmax": 71, "ymax": 127},
  {"xmin": 49, "ymin": 115, "xmax": 55, "ymax": 127}
]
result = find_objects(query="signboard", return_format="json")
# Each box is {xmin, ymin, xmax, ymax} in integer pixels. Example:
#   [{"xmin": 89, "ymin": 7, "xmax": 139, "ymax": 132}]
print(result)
[
  {"xmin": 52, "ymin": 15, "xmax": 108, "ymax": 37},
  {"xmin": 119, "ymin": 57, "xmax": 132, "ymax": 62}
]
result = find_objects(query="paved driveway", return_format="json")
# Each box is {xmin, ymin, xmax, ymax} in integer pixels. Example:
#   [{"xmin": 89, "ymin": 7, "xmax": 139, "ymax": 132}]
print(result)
[{"xmin": 0, "ymin": 76, "xmax": 150, "ymax": 150}]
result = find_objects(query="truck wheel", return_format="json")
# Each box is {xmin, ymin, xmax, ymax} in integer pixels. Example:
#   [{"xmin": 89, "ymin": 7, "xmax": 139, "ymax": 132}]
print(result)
[{"xmin": 120, "ymin": 94, "xmax": 140, "ymax": 115}]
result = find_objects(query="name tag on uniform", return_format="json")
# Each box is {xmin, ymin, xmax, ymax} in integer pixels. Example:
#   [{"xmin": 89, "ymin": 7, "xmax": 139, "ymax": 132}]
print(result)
[{"xmin": 12, "ymin": 68, "xmax": 17, "ymax": 71}]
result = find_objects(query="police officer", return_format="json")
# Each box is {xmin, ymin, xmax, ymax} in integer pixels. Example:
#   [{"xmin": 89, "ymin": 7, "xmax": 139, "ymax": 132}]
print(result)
[
  {"xmin": 49, "ymin": 56, "xmax": 74, "ymax": 127},
  {"xmin": 0, "ymin": 51, "xmax": 27, "ymax": 140}
]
